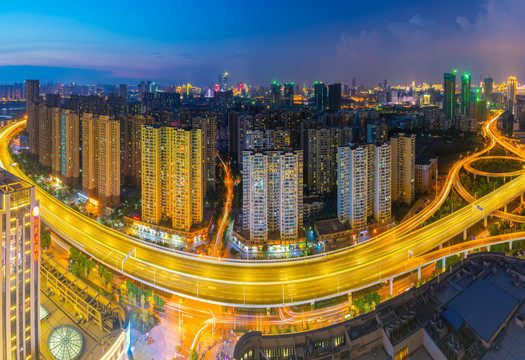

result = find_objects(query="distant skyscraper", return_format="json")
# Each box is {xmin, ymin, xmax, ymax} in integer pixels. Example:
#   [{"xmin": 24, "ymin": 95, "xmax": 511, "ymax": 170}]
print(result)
[
  {"xmin": 26, "ymin": 79, "xmax": 41, "ymax": 156},
  {"xmin": 25, "ymin": 79, "xmax": 40, "ymax": 102},
  {"xmin": 0, "ymin": 169, "xmax": 40, "ymax": 360},
  {"xmin": 271, "ymin": 81, "xmax": 281, "ymax": 108},
  {"xmin": 391, "ymin": 133, "xmax": 415, "ymax": 204},
  {"xmin": 328, "ymin": 83, "xmax": 342, "ymax": 111},
  {"xmin": 461, "ymin": 73, "xmax": 471, "ymax": 116},
  {"xmin": 443, "ymin": 72, "xmax": 456, "ymax": 119},
  {"xmin": 242, "ymin": 149, "xmax": 303, "ymax": 243},
  {"xmin": 483, "ymin": 77, "xmax": 493, "ymax": 101},
  {"xmin": 314, "ymin": 82, "xmax": 328, "ymax": 111},
  {"xmin": 507, "ymin": 76, "xmax": 517, "ymax": 113},
  {"xmin": 219, "ymin": 72, "xmax": 228, "ymax": 91},
  {"xmin": 119, "ymin": 84, "xmax": 128, "ymax": 99},
  {"xmin": 283, "ymin": 83, "xmax": 294, "ymax": 108}
]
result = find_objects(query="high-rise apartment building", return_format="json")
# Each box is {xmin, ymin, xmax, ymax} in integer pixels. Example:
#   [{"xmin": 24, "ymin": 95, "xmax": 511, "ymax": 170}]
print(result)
[
  {"xmin": 337, "ymin": 145, "xmax": 368, "ymax": 229},
  {"xmin": 245, "ymin": 129, "xmax": 290, "ymax": 150},
  {"xmin": 391, "ymin": 133, "xmax": 415, "ymax": 204},
  {"xmin": 0, "ymin": 170, "xmax": 40, "ymax": 360},
  {"xmin": 141, "ymin": 126, "xmax": 203, "ymax": 231},
  {"xmin": 51, "ymin": 109, "xmax": 80, "ymax": 187},
  {"xmin": 119, "ymin": 114, "xmax": 155, "ymax": 188},
  {"xmin": 97, "ymin": 116, "xmax": 121, "ymax": 206},
  {"xmin": 25, "ymin": 80, "xmax": 41, "ymax": 156},
  {"xmin": 443, "ymin": 72, "xmax": 456, "ymax": 119},
  {"xmin": 374, "ymin": 142, "xmax": 391, "ymax": 224},
  {"xmin": 242, "ymin": 149, "xmax": 303, "ymax": 243},
  {"xmin": 81, "ymin": 114, "xmax": 121, "ymax": 206},
  {"xmin": 37, "ymin": 104, "xmax": 55, "ymax": 167},
  {"xmin": 305, "ymin": 127, "xmax": 352, "ymax": 194},
  {"xmin": 461, "ymin": 73, "xmax": 471, "ymax": 116},
  {"xmin": 192, "ymin": 115, "xmax": 217, "ymax": 192},
  {"xmin": 507, "ymin": 76, "xmax": 517, "ymax": 113},
  {"xmin": 338, "ymin": 142, "xmax": 391, "ymax": 228}
]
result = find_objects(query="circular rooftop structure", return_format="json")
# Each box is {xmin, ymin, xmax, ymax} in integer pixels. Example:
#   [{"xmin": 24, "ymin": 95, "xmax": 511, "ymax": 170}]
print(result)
[{"xmin": 48, "ymin": 325, "xmax": 84, "ymax": 360}]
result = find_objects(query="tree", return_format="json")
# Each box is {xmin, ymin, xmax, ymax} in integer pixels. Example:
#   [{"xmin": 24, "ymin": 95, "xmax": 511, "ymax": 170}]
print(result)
[{"xmin": 41, "ymin": 229, "xmax": 51, "ymax": 249}]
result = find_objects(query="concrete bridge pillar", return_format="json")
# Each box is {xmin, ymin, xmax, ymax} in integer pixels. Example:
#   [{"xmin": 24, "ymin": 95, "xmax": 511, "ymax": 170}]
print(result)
[
  {"xmin": 521, "ymin": 192, "xmax": 523, "ymax": 203},
  {"xmin": 488, "ymin": 245, "xmax": 491, "ymax": 252},
  {"xmin": 463, "ymin": 229, "xmax": 467, "ymax": 240},
  {"xmin": 418, "ymin": 267, "xmax": 421, "ymax": 280},
  {"xmin": 389, "ymin": 278, "xmax": 393, "ymax": 296},
  {"xmin": 464, "ymin": 250, "xmax": 468, "ymax": 258},
  {"xmin": 439, "ymin": 244, "xmax": 442, "ymax": 250},
  {"xmin": 484, "ymin": 216, "xmax": 488, "ymax": 227},
  {"xmin": 510, "ymin": 241, "xmax": 513, "ymax": 250},
  {"xmin": 504, "ymin": 204, "xmax": 508, "ymax": 213},
  {"xmin": 441, "ymin": 257, "xmax": 446, "ymax": 271}
]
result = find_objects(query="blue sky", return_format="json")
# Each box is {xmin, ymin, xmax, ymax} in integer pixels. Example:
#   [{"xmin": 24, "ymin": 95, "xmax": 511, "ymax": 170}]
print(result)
[{"xmin": 0, "ymin": 0, "xmax": 523, "ymax": 86}]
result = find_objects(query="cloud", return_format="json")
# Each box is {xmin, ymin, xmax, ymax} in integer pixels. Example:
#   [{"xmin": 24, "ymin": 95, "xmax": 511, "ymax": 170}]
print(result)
[
  {"xmin": 408, "ymin": 14, "xmax": 424, "ymax": 26},
  {"xmin": 456, "ymin": 16, "xmax": 471, "ymax": 31},
  {"xmin": 335, "ymin": 31, "xmax": 381, "ymax": 58}
]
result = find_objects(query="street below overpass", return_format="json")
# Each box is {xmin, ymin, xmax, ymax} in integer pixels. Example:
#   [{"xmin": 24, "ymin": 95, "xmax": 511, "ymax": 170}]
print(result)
[{"xmin": 2, "ymin": 113, "xmax": 525, "ymax": 306}]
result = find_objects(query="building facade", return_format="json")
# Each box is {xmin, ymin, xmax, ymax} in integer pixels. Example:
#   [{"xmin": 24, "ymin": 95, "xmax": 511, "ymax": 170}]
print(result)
[
  {"xmin": 242, "ymin": 149, "xmax": 303, "ymax": 243},
  {"xmin": 391, "ymin": 133, "xmax": 415, "ymax": 204}
]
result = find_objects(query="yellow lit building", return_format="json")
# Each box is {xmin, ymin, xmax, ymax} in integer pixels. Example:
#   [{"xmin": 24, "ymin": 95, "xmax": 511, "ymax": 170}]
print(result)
[
  {"xmin": 0, "ymin": 169, "xmax": 40, "ymax": 360},
  {"xmin": 51, "ymin": 109, "xmax": 80, "ymax": 187},
  {"xmin": 81, "ymin": 114, "xmax": 121, "ymax": 206},
  {"xmin": 141, "ymin": 125, "xmax": 203, "ymax": 231}
]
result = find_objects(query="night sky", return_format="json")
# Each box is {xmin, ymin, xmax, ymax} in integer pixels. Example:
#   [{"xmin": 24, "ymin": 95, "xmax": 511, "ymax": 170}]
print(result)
[{"xmin": 0, "ymin": 0, "xmax": 523, "ymax": 86}]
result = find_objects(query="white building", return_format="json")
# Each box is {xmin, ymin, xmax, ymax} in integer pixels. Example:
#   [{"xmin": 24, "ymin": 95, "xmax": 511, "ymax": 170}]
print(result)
[
  {"xmin": 242, "ymin": 149, "xmax": 303, "ymax": 243},
  {"xmin": 374, "ymin": 142, "xmax": 391, "ymax": 223}
]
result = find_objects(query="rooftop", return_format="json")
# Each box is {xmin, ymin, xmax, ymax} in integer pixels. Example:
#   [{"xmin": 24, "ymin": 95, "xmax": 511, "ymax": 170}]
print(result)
[{"xmin": 314, "ymin": 218, "xmax": 352, "ymax": 235}]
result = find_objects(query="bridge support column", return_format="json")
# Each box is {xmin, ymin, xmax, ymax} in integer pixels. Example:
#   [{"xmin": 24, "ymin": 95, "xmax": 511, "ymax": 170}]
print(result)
[
  {"xmin": 484, "ymin": 216, "xmax": 487, "ymax": 227},
  {"xmin": 439, "ymin": 244, "xmax": 442, "ymax": 250},
  {"xmin": 488, "ymin": 245, "xmax": 491, "ymax": 252},
  {"xmin": 504, "ymin": 204, "xmax": 508, "ymax": 213},
  {"xmin": 418, "ymin": 267, "xmax": 421, "ymax": 280},
  {"xmin": 521, "ymin": 192, "xmax": 523, "ymax": 203},
  {"xmin": 441, "ymin": 257, "xmax": 446, "ymax": 272},
  {"xmin": 464, "ymin": 250, "xmax": 468, "ymax": 258},
  {"xmin": 510, "ymin": 241, "xmax": 513, "ymax": 250},
  {"xmin": 463, "ymin": 229, "xmax": 467, "ymax": 240},
  {"xmin": 389, "ymin": 278, "xmax": 393, "ymax": 296}
]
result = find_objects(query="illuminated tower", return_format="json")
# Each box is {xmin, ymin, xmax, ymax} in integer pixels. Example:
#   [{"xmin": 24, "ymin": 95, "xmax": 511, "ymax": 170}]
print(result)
[
  {"xmin": 0, "ymin": 169, "xmax": 40, "ymax": 360},
  {"xmin": 391, "ymin": 133, "xmax": 415, "ymax": 204},
  {"xmin": 461, "ymin": 73, "xmax": 471, "ymax": 116},
  {"xmin": 507, "ymin": 76, "xmax": 517, "ymax": 112},
  {"xmin": 218, "ymin": 72, "xmax": 228, "ymax": 91},
  {"xmin": 443, "ymin": 71, "xmax": 456, "ymax": 119},
  {"xmin": 271, "ymin": 81, "xmax": 281, "ymax": 108}
]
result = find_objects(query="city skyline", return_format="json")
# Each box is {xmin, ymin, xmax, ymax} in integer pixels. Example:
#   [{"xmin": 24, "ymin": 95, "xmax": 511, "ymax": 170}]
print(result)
[{"xmin": 0, "ymin": 0, "xmax": 524, "ymax": 86}]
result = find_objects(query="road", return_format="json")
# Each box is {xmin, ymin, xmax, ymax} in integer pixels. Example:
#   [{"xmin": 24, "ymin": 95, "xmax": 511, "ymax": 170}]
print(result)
[
  {"xmin": 211, "ymin": 153, "xmax": 234, "ymax": 258},
  {"xmin": 3, "ymin": 112, "xmax": 525, "ymax": 306}
]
